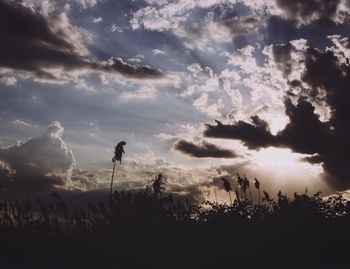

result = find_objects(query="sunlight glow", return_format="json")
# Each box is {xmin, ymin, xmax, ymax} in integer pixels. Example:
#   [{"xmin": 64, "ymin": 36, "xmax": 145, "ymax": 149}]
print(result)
[
  {"xmin": 252, "ymin": 147, "xmax": 301, "ymax": 170},
  {"xmin": 267, "ymin": 115, "xmax": 289, "ymax": 135}
]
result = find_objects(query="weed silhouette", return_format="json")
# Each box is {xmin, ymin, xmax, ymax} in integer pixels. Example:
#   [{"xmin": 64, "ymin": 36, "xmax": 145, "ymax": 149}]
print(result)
[
  {"xmin": 221, "ymin": 177, "xmax": 232, "ymax": 204},
  {"xmin": 0, "ymin": 177, "xmax": 350, "ymax": 268},
  {"xmin": 110, "ymin": 141, "xmax": 126, "ymax": 202}
]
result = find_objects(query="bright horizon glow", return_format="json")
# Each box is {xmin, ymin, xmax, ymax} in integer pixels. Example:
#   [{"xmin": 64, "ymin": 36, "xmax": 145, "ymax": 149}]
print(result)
[
  {"xmin": 248, "ymin": 147, "xmax": 325, "ymax": 193},
  {"xmin": 251, "ymin": 147, "xmax": 322, "ymax": 177}
]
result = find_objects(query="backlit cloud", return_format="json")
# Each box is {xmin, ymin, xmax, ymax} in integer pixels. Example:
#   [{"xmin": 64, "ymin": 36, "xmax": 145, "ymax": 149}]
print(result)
[
  {"xmin": 0, "ymin": 121, "xmax": 75, "ymax": 191},
  {"xmin": 0, "ymin": 0, "xmax": 162, "ymax": 84}
]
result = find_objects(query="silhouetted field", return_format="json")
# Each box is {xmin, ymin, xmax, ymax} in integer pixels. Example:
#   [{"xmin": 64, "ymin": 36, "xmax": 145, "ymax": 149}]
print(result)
[{"xmin": 0, "ymin": 184, "xmax": 349, "ymax": 268}]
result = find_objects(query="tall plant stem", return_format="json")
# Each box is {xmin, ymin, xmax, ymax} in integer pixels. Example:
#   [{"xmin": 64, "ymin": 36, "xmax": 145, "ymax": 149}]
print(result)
[
  {"xmin": 109, "ymin": 161, "xmax": 116, "ymax": 205},
  {"xmin": 228, "ymin": 191, "xmax": 232, "ymax": 205},
  {"xmin": 248, "ymin": 187, "xmax": 253, "ymax": 202}
]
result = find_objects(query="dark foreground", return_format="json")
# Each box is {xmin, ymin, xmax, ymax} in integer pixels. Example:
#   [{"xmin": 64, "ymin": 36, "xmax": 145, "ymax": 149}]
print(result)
[
  {"xmin": 0, "ymin": 188, "xmax": 349, "ymax": 268},
  {"xmin": 1, "ymin": 223, "xmax": 349, "ymax": 269}
]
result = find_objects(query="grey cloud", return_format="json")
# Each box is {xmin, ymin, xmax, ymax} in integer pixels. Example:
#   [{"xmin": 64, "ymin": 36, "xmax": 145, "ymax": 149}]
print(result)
[
  {"xmin": 0, "ymin": 0, "xmax": 162, "ymax": 80},
  {"xmin": 272, "ymin": 43, "xmax": 293, "ymax": 77},
  {"xmin": 220, "ymin": 16, "xmax": 264, "ymax": 36}
]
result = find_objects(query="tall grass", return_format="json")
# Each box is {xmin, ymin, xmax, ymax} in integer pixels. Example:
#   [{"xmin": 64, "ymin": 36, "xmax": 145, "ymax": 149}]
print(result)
[
  {"xmin": 1, "ymin": 186, "xmax": 350, "ymax": 233},
  {"xmin": 1, "ymin": 177, "xmax": 349, "ymax": 268}
]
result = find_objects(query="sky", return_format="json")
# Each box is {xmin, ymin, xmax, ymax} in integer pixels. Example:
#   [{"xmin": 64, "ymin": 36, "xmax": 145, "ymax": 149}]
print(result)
[{"xmin": 1, "ymin": 0, "xmax": 350, "ymax": 202}]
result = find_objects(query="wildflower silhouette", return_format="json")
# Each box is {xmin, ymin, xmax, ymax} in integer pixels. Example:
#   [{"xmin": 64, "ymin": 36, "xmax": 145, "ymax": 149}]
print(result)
[
  {"xmin": 235, "ymin": 187, "xmax": 240, "ymax": 202},
  {"xmin": 262, "ymin": 191, "xmax": 273, "ymax": 203},
  {"xmin": 244, "ymin": 175, "xmax": 253, "ymax": 202},
  {"xmin": 237, "ymin": 173, "xmax": 243, "ymax": 199},
  {"xmin": 112, "ymin": 141, "xmax": 126, "ymax": 164},
  {"xmin": 221, "ymin": 177, "xmax": 232, "ymax": 204},
  {"xmin": 241, "ymin": 174, "xmax": 248, "ymax": 200},
  {"xmin": 152, "ymin": 174, "xmax": 165, "ymax": 198},
  {"xmin": 110, "ymin": 141, "xmax": 126, "ymax": 201},
  {"xmin": 254, "ymin": 177, "xmax": 261, "ymax": 204}
]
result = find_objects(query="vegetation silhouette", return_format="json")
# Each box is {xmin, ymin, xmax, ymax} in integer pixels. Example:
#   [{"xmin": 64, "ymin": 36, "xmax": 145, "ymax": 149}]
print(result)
[
  {"xmin": 0, "ymin": 174, "xmax": 350, "ymax": 268},
  {"xmin": 254, "ymin": 177, "xmax": 260, "ymax": 203},
  {"xmin": 109, "ymin": 141, "xmax": 126, "ymax": 202},
  {"xmin": 152, "ymin": 173, "xmax": 165, "ymax": 198},
  {"xmin": 221, "ymin": 177, "xmax": 232, "ymax": 204}
]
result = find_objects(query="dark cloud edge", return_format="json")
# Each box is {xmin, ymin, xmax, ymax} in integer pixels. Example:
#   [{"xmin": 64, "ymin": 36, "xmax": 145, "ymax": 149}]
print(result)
[
  {"xmin": 0, "ymin": 0, "xmax": 163, "ymax": 81},
  {"xmin": 174, "ymin": 139, "xmax": 239, "ymax": 158},
  {"xmin": 205, "ymin": 41, "xmax": 350, "ymax": 190}
]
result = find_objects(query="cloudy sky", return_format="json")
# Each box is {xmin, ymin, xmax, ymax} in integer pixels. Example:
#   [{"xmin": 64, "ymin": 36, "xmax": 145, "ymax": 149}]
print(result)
[{"xmin": 1, "ymin": 0, "xmax": 350, "ymax": 201}]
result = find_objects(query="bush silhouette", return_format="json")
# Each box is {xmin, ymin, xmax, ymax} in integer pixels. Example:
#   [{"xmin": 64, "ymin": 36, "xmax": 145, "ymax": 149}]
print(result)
[{"xmin": 1, "ymin": 177, "xmax": 350, "ymax": 268}]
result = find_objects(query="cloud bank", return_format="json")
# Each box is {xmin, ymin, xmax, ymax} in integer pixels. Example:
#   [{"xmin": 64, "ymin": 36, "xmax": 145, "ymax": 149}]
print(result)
[
  {"xmin": 0, "ymin": 122, "xmax": 75, "ymax": 191},
  {"xmin": 204, "ymin": 41, "xmax": 350, "ymax": 190},
  {"xmin": 0, "ymin": 0, "xmax": 162, "ymax": 82}
]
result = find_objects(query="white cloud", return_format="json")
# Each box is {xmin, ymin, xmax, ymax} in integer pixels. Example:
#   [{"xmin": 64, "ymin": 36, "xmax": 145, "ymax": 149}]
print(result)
[
  {"xmin": 328, "ymin": 35, "xmax": 350, "ymax": 62},
  {"xmin": 0, "ymin": 76, "xmax": 17, "ymax": 86},
  {"xmin": 131, "ymin": 0, "xmax": 239, "ymax": 31},
  {"xmin": 120, "ymin": 85, "xmax": 157, "ymax": 100},
  {"xmin": 21, "ymin": 0, "xmax": 55, "ymax": 15},
  {"xmin": 227, "ymin": 45, "xmax": 258, "ymax": 73},
  {"xmin": 111, "ymin": 24, "xmax": 123, "ymax": 32},
  {"xmin": 152, "ymin": 49, "xmax": 166, "ymax": 55},
  {"xmin": 130, "ymin": 0, "xmax": 268, "ymax": 54},
  {"xmin": 128, "ymin": 54, "xmax": 145, "ymax": 63},
  {"xmin": 99, "ymin": 74, "xmax": 109, "ymax": 86},
  {"xmin": 74, "ymin": 0, "xmax": 98, "ymax": 9},
  {"xmin": 193, "ymin": 93, "xmax": 224, "ymax": 118},
  {"xmin": 222, "ymin": 79, "xmax": 243, "ymax": 109},
  {"xmin": 0, "ymin": 122, "xmax": 75, "ymax": 191},
  {"xmin": 48, "ymin": 12, "xmax": 92, "ymax": 56},
  {"xmin": 92, "ymin": 17, "xmax": 103, "ymax": 23},
  {"xmin": 290, "ymin": 39, "xmax": 309, "ymax": 51},
  {"xmin": 13, "ymin": 119, "xmax": 36, "ymax": 128}
]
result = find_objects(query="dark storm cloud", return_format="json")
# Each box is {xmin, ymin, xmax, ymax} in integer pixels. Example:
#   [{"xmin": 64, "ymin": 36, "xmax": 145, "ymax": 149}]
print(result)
[
  {"xmin": 276, "ymin": 0, "xmax": 341, "ymax": 25},
  {"xmin": 0, "ymin": 0, "xmax": 162, "ymax": 79},
  {"xmin": 277, "ymin": 98, "xmax": 331, "ymax": 154},
  {"xmin": 0, "ymin": 122, "xmax": 75, "ymax": 192},
  {"xmin": 299, "ymin": 47, "xmax": 350, "ymax": 189},
  {"xmin": 205, "ymin": 43, "xmax": 350, "ymax": 190},
  {"xmin": 265, "ymin": 16, "xmax": 350, "ymax": 50},
  {"xmin": 174, "ymin": 139, "xmax": 238, "ymax": 158},
  {"xmin": 204, "ymin": 118, "xmax": 276, "ymax": 150}
]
